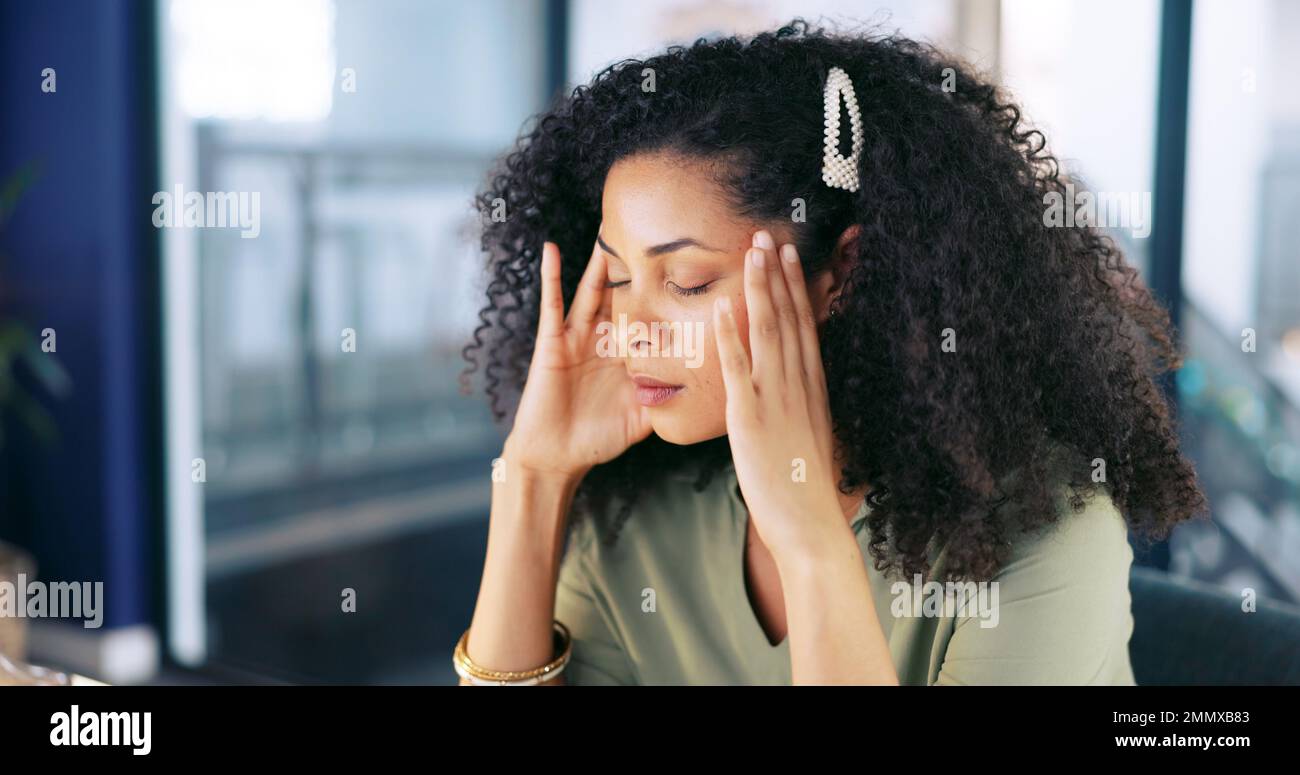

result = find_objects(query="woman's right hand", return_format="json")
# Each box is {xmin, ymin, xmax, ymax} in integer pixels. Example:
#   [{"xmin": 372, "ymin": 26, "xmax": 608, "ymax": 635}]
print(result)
[{"xmin": 501, "ymin": 238, "xmax": 653, "ymax": 481}]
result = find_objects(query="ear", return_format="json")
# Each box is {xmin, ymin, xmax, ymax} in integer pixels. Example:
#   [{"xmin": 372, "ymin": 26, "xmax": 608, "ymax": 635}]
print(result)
[{"xmin": 809, "ymin": 224, "xmax": 861, "ymax": 324}]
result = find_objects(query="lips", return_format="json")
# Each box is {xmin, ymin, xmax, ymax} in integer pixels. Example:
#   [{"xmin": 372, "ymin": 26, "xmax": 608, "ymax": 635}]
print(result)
[{"xmin": 631, "ymin": 375, "xmax": 684, "ymax": 407}]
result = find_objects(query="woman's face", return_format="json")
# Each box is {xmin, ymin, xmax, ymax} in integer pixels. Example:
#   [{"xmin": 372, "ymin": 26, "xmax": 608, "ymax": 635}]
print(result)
[{"xmin": 597, "ymin": 152, "xmax": 812, "ymax": 445}]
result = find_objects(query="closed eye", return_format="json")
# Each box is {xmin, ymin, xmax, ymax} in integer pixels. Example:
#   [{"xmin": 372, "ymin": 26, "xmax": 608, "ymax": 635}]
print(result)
[
  {"xmin": 669, "ymin": 281, "xmax": 713, "ymax": 297},
  {"xmin": 604, "ymin": 279, "xmax": 714, "ymax": 297}
]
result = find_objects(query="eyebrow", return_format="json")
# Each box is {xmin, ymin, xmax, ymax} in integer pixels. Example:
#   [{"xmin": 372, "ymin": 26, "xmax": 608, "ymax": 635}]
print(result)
[{"xmin": 597, "ymin": 233, "xmax": 725, "ymax": 260}]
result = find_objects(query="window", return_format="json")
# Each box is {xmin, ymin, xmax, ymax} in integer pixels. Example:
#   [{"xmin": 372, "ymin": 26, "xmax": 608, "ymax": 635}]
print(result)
[
  {"xmin": 1172, "ymin": 0, "xmax": 1300, "ymax": 605},
  {"xmin": 158, "ymin": 0, "xmax": 548, "ymax": 681}
]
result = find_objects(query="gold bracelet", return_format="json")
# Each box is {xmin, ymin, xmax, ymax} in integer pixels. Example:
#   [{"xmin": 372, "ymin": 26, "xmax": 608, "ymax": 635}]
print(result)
[{"xmin": 454, "ymin": 621, "xmax": 571, "ymax": 685}]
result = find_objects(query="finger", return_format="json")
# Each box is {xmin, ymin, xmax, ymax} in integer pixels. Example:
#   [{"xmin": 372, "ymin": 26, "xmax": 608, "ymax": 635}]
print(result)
[
  {"xmin": 756, "ymin": 232, "xmax": 801, "ymax": 390},
  {"xmin": 778, "ymin": 243, "xmax": 827, "ymax": 394},
  {"xmin": 713, "ymin": 295, "xmax": 754, "ymax": 404},
  {"xmin": 780, "ymin": 243, "xmax": 833, "ymax": 450},
  {"xmin": 567, "ymin": 239, "xmax": 609, "ymax": 330},
  {"xmin": 744, "ymin": 243, "xmax": 780, "ymax": 388},
  {"xmin": 537, "ymin": 241, "xmax": 565, "ymax": 339}
]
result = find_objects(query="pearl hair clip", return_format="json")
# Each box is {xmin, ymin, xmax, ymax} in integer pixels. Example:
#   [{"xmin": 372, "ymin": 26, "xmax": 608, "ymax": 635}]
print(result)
[{"xmin": 821, "ymin": 66, "xmax": 864, "ymax": 192}]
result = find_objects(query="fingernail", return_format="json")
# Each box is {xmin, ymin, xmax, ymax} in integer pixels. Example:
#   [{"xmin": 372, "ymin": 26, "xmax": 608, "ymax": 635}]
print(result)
[
  {"xmin": 716, "ymin": 296, "xmax": 732, "ymax": 314},
  {"xmin": 754, "ymin": 230, "xmax": 775, "ymax": 250},
  {"xmin": 750, "ymin": 248, "xmax": 764, "ymax": 268},
  {"xmin": 781, "ymin": 244, "xmax": 798, "ymax": 263}
]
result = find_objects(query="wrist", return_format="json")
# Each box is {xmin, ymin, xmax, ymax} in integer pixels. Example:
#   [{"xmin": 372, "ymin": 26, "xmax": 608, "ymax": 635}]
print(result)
[
  {"xmin": 771, "ymin": 513, "xmax": 860, "ymax": 578},
  {"xmin": 489, "ymin": 456, "xmax": 584, "ymax": 542},
  {"xmin": 499, "ymin": 437, "xmax": 592, "ymax": 487}
]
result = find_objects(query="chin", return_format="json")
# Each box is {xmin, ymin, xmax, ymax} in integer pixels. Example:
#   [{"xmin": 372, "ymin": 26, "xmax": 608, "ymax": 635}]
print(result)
[{"xmin": 649, "ymin": 412, "xmax": 723, "ymax": 445}]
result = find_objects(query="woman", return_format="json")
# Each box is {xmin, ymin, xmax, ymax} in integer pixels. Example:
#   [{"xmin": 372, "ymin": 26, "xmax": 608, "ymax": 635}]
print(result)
[{"xmin": 454, "ymin": 20, "xmax": 1207, "ymax": 685}]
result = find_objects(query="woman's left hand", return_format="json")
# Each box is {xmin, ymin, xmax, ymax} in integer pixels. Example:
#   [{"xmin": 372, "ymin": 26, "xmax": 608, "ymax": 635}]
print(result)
[{"xmin": 712, "ymin": 230, "xmax": 852, "ymax": 565}]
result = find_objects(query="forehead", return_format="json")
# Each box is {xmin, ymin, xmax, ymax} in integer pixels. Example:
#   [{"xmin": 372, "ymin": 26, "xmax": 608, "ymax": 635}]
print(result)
[{"xmin": 600, "ymin": 152, "xmax": 750, "ymax": 251}]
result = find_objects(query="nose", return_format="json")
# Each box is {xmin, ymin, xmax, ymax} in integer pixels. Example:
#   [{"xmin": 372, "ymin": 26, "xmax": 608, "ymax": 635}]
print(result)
[{"xmin": 616, "ymin": 287, "xmax": 672, "ymax": 360}]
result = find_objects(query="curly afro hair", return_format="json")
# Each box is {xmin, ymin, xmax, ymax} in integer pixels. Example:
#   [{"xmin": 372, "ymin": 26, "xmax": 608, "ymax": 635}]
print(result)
[{"xmin": 460, "ymin": 19, "xmax": 1208, "ymax": 583}]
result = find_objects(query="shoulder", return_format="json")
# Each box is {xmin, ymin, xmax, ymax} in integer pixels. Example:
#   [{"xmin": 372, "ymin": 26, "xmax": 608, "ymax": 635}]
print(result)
[
  {"xmin": 555, "ymin": 467, "xmax": 722, "ymax": 686},
  {"xmin": 1001, "ymin": 484, "xmax": 1132, "ymax": 580},
  {"xmin": 559, "ymin": 450, "xmax": 738, "ymax": 589},
  {"xmin": 563, "ymin": 468, "xmax": 718, "ymax": 573},
  {"xmin": 931, "ymin": 484, "xmax": 1135, "ymax": 684},
  {"xmin": 980, "ymin": 484, "xmax": 1134, "ymax": 625}
]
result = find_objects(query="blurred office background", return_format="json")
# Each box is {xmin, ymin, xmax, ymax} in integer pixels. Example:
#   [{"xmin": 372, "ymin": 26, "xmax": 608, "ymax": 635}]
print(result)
[{"xmin": 0, "ymin": 0, "xmax": 1296, "ymax": 684}]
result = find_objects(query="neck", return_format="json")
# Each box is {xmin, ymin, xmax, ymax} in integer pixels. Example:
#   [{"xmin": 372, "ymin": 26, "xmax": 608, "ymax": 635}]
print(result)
[
  {"xmin": 834, "ymin": 485, "xmax": 869, "ymax": 524},
  {"xmin": 831, "ymin": 442, "xmax": 870, "ymax": 525}
]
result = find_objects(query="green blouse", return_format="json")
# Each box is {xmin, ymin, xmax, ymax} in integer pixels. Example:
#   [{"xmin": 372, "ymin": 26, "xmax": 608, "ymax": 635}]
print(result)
[{"xmin": 554, "ymin": 458, "xmax": 1137, "ymax": 685}]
